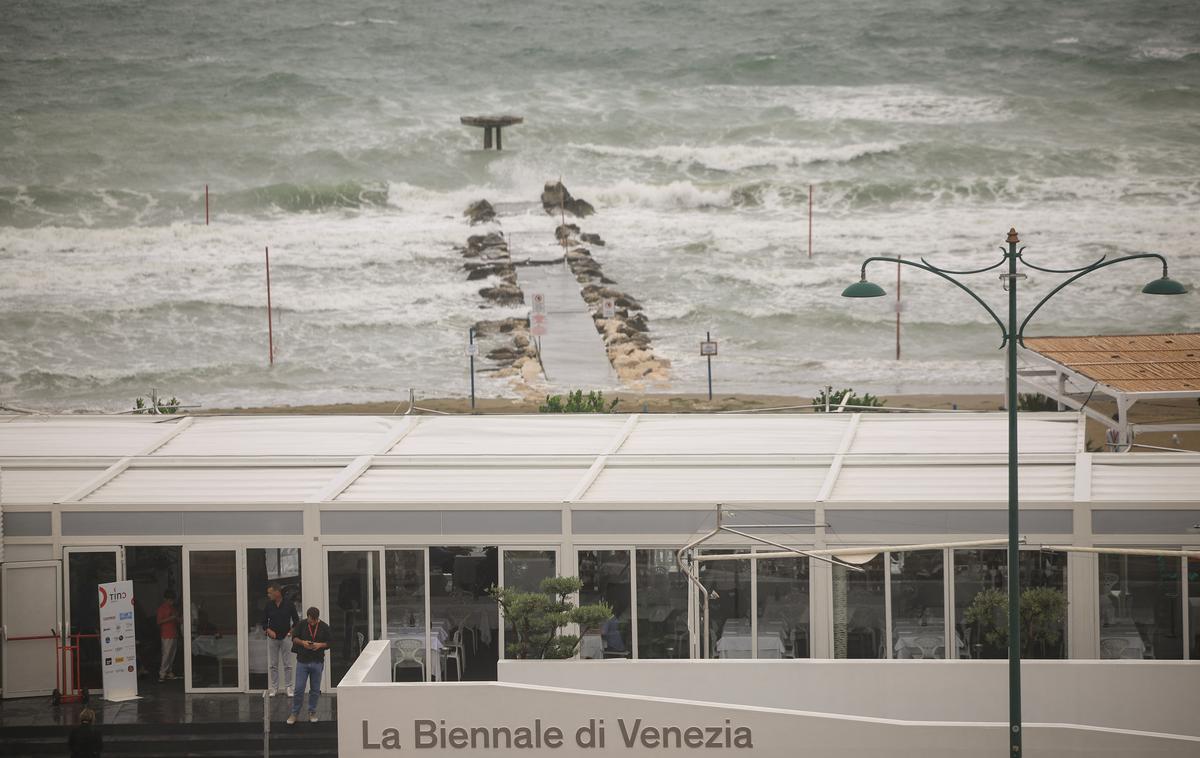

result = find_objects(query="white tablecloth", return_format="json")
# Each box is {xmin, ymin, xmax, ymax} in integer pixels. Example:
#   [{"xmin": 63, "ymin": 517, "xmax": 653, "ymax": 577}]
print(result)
[
  {"xmin": 1100, "ymin": 624, "xmax": 1146, "ymax": 659},
  {"xmin": 892, "ymin": 623, "xmax": 961, "ymax": 658},
  {"xmin": 716, "ymin": 619, "xmax": 785, "ymax": 659}
]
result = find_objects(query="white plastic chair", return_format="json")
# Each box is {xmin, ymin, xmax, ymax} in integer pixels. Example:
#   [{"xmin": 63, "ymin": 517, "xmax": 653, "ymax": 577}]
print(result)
[
  {"xmin": 1100, "ymin": 637, "xmax": 1129, "ymax": 659},
  {"xmin": 444, "ymin": 628, "xmax": 467, "ymax": 680},
  {"xmin": 393, "ymin": 638, "xmax": 425, "ymax": 681}
]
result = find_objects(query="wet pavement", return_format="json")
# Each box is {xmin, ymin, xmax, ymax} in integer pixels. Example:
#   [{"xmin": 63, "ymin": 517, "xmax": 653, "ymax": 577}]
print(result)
[{"xmin": 0, "ymin": 676, "xmax": 338, "ymax": 729}]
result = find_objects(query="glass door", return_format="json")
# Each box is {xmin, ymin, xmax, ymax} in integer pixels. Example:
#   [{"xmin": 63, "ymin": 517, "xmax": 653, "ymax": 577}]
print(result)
[
  {"xmin": 245, "ymin": 548, "xmax": 303, "ymax": 691},
  {"xmin": 428, "ymin": 546, "xmax": 497, "ymax": 681},
  {"xmin": 326, "ymin": 548, "xmax": 383, "ymax": 687},
  {"xmin": 63, "ymin": 547, "xmax": 123, "ymax": 692},
  {"xmin": 183, "ymin": 548, "xmax": 244, "ymax": 692},
  {"xmin": 384, "ymin": 549, "xmax": 427, "ymax": 681},
  {"xmin": 498, "ymin": 548, "xmax": 559, "ymax": 660}
]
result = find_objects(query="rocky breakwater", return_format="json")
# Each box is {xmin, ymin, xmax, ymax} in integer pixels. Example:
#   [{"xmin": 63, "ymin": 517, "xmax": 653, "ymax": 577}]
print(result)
[
  {"xmin": 456, "ymin": 226, "xmax": 545, "ymax": 387},
  {"xmin": 542, "ymin": 181, "xmax": 670, "ymax": 387},
  {"xmin": 457, "ymin": 183, "xmax": 669, "ymax": 391}
]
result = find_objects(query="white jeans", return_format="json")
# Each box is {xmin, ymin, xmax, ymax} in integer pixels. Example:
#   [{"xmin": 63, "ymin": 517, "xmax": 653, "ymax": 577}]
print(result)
[
  {"xmin": 159, "ymin": 637, "xmax": 178, "ymax": 678},
  {"xmin": 266, "ymin": 636, "xmax": 294, "ymax": 692}
]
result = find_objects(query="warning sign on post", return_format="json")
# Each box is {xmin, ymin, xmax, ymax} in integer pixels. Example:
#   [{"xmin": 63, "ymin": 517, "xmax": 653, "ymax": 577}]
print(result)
[
  {"xmin": 700, "ymin": 340, "xmax": 718, "ymax": 356},
  {"xmin": 98, "ymin": 580, "xmax": 139, "ymax": 701},
  {"xmin": 601, "ymin": 298, "xmax": 616, "ymax": 319},
  {"xmin": 530, "ymin": 293, "xmax": 548, "ymax": 336}
]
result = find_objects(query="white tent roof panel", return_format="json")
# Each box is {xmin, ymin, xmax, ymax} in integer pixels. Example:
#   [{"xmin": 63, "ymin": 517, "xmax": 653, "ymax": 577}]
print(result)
[
  {"xmin": 155, "ymin": 417, "xmax": 397, "ymax": 457},
  {"xmin": 1089, "ymin": 462, "xmax": 1200, "ymax": 501},
  {"xmin": 0, "ymin": 467, "xmax": 107, "ymax": 504},
  {"xmin": 81, "ymin": 466, "xmax": 343, "ymax": 504},
  {"xmin": 617, "ymin": 415, "xmax": 851, "ymax": 456},
  {"xmin": 848, "ymin": 415, "xmax": 1078, "ymax": 456},
  {"xmin": 0, "ymin": 418, "xmax": 174, "ymax": 458},
  {"xmin": 582, "ymin": 464, "xmax": 829, "ymax": 502},
  {"xmin": 338, "ymin": 465, "xmax": 589, "ymax": 502},
  {"xmin": 830, "ymin": 464, "xmax": 1076, "ymax": 501},
  {"xmin": 387, "ymin": 416, "xmax": 627, "ymax": 457}
]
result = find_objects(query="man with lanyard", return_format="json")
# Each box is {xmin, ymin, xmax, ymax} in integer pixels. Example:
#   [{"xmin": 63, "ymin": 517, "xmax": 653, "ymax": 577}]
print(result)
[
  {"xmin": 288, "ymin": 607, "xmax": 333, "ymax": 724},
  {"xmin": 262, "ymin": 583, "xmax": 300, "ymax": 696}
]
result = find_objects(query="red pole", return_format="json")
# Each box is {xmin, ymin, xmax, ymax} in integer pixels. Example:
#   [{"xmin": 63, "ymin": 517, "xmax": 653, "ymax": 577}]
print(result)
[
  {"xmin": 808, "ymin": 184, "xmax": 813, "ymax": 259},
  {"xmin": 205, "ymin": 184, "xmax": 209, "ymax": 225},
  {"xmin": 265, "ymin": 246, "xmax": 274, "ymax": 365},
  {"xmin": 896, "ymin": 256, "xmax": 902, "ymax": 360}
]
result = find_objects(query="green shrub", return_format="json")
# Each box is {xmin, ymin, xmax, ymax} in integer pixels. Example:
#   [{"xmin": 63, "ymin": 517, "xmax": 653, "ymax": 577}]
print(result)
[
  {"xmin": 964, "ymin": 586, "xmax": 1068, "ymax": 657},
  {"xmin": 1017, "ymin": 393, "xmax": 1060, "ymax": 412},
  {"xmin": 539, "ymin": 390, "xmax": 618, "ymax": 413},
  {"xmin": 133, "ymin": 395, "xmax": 180, "ymax": 414},
  {"xmin": 811, "ymin": 387, "xmax": 886, "ymax": 412},
  {"xmin": 488, "ymin": 576, "xmax": 611, "ymax": 659}
]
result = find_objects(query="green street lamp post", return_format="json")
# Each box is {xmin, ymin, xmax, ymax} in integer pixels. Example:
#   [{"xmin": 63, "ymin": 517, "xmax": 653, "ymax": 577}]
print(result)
[{"xmin": 842, "ymin": 228, "xmax": 1188, "ymax": 756}]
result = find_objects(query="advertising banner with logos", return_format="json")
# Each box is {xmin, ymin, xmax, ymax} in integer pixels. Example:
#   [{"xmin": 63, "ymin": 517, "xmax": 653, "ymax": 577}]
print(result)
[{"xmin": 98, "ymin": 580, "xmax": 139, "ymax": 701}]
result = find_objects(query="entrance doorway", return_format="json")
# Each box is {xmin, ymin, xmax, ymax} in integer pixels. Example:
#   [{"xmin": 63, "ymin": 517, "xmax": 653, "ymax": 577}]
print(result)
[
  {"xmin": 183, "ymin": 548, "xmax": 243, "ymax": 691},
  {"xmin": 63, "ymin": 547, "xmax": 122, "ymax": 691}
]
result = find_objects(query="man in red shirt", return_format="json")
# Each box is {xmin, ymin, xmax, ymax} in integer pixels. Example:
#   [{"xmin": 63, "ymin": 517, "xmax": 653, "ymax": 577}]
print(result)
[{"xmin": 156, "ymin": 589, "xmax": 181, "ymax": 682}]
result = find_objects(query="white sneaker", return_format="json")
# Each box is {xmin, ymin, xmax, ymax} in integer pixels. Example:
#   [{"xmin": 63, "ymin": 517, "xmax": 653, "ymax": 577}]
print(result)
[
  {"xmin": 286, "ymin": 714, "xmax": 297, "ymax": 725},
  {"xmin": 286, "ymin": 687, "xmax": 294, "ymax": 697},
  {"xmin": 308, "ymin": 712, "xmax": 318, "ymax": 724},
  {"xmin": 268, "ymin": 688, "xmax": 277, "ymax": 696}
]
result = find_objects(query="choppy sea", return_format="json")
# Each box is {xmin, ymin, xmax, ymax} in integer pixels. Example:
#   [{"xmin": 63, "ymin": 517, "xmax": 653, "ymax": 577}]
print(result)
[{"xmin": 2, "ymin": 0, "xmax": 1197, "ymax": 410}]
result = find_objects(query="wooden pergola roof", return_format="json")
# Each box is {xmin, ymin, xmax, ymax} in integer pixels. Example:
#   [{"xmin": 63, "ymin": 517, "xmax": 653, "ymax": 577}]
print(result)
[{"xmin": 1022, "ymin": 333, "xmax": 1200, "ymax": 393}]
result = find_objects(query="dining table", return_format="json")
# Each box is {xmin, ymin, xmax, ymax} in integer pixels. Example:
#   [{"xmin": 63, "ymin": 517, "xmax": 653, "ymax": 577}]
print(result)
[{"xmin": 715, "ymin": 619, "xmax": 786, "ymax": 659}]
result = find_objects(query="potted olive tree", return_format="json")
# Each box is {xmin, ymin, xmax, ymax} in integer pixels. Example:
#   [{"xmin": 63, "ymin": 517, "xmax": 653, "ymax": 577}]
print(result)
[
  {"xmin": 489, "ymin": 577, "xmax": 612, "ymax": 659},
  {"xmin": 964, "ymin": 586, "xmax": 1068, "ymax": 658}
]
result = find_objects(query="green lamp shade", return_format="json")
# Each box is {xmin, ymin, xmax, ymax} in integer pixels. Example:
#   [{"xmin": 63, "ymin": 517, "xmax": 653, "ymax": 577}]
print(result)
[
  {"xmin": 842, "ymin": 280, "xmax": 887, "ymax": 298},
  {"xmin": 1141, "ymin": 277, "xmax": 1188, "ymax": 295}
]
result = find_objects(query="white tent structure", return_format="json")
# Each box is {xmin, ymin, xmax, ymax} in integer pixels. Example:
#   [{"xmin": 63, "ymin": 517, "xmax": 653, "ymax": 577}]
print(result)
[{"xmin": 1, "ymin": 412, "xmax": 1198, "ymax": 699}]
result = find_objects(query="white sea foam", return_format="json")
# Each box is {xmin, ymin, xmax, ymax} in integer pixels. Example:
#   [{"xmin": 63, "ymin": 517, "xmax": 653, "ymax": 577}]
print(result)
[
  {"xmin": 689, "ymin": 84, "xmax": 1012, "ymax": 124},
  {"xmin": 569, "ymin": 141, "xmax": 902, "ymax": 172},
  {"xmin": 1135, "ymin": 46, "xmax": 1200, "ymax": 61}
]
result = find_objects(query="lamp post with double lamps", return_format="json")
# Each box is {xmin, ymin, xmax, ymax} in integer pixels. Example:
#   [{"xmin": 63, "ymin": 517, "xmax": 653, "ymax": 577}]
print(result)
[{"xmin": 841, "ymin": 228, "xmax": 1188, "ymax": 756}]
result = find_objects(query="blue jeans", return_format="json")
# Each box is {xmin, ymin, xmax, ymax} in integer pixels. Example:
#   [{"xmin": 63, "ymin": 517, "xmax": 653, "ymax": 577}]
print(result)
[{"xmin": 291, "ymin": 660, "xmax": 323, "ymax": 715}]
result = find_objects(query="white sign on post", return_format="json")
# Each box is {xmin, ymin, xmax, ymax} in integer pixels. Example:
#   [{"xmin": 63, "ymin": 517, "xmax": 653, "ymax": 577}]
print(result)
[
  {"xmin": 466, "ymin": 343, "xmax": 479, "ymax": 357},
  {"xmin": 700, "ymin": 340, "xmax": 718, "ymax": 356},
  {"xmin": 530, "ymin": 293, "xmax": 548, "ymax": 336},
  {"xmin": 601, "ymin": 298, "xmax": 616, "ymax": 319},
  {"xmin": 98, "ymin": 579, "xmax": 139, "ymax": 701}
]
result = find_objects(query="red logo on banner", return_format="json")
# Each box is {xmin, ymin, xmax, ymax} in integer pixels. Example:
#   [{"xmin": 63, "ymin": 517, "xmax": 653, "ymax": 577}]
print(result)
[{"xmin": 98, "ymin": 586, "xmax": 109, "ymax": 608}]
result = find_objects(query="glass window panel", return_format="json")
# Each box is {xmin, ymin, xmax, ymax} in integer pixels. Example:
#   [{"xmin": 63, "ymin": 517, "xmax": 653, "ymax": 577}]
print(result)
[
  {"xmin": 635, "ymin": 549, "xmax": 689, "ymax": 659},
  {"xmin": 954, "ymin": 549, "xmax": 1068, "ymax": 660},
  {"xmin": 1189, "ymin": 557, "xmax": 1199, "ymax": 660},
  {"xmin": 1099, "ymin": 553, "xmax": 1182, "ymax": 660},
  {"xmin": 66, "ymin": 551, "xmax": 117, "ymax": 691},
  {"xmin": 578, "ymin": 550, "xmax": 632, "ymax": 659},
  {"xmin": 890, "ymin": 550, "xmax": 946, "ymax": 659},
  {"xmin": 832, "ymin": 554, "xmax": 886, "ymax": 659},
  {"xmin": 188, "ymin": 550, "xmax": 238, "ymax": 688},
  {"xmin": 246, "ymin": 548, "xmax": 302, "ymax": 690},
  {"xmin": 756, "ymin": 555, "xmax": 810, "ymax": 659},
  {"xmin": 699, "ymin": 550, "xmax": 751, "ymax": 659},
  {"xmin": 428, "ymin": 546, "xmax": 498, "ymax": 681},
  {"xmin": 503, "ymin": 550, "xmax": 557, "ymax": 592},
  {"xmin": 386, "ymin": 550, "xmax": 427, "ymax": 682},
  {"xmin": 500, "ymin": 550, "xmax": 557, "ymax": 660},
  {"xmin": 328, "ymin": 550, "xmax": 381, "ymax": 686},
  {"xmin": 125, "ymin": 547, "xmax": 181, "ymax": 684}
]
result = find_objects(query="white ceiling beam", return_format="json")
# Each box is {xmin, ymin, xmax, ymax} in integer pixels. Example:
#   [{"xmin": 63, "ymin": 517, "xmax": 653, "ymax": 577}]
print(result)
[
  {"xmin": 309, "ymin": 455, "xmax": 373, "ymax": 503},
  {"xmin": 815, "ymin": 414, "xmax": 862, "ymax": 502},
  {"xmin": 565, "ymin": 413, "xmax": 641, "ymax": 503},
  {"xmin": 57, "ymin": 456, "xmax": 132, "ymax": 503},
  {"xmin": 133, "ymin": 416, "xmax": 195, "ymax": 456}
]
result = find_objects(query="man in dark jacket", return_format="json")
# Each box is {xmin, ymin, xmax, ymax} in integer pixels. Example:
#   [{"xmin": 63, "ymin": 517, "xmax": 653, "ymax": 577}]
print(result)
[
  {"xmin": 288, "ymin": 607, "xmax": 332, "ymax": 724},
  {"xmin": 262, "ymin": 583, "xmax": 300, "ymax": 696}
]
